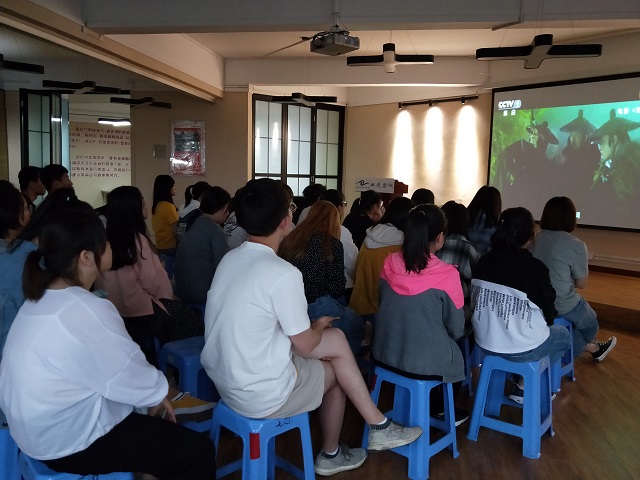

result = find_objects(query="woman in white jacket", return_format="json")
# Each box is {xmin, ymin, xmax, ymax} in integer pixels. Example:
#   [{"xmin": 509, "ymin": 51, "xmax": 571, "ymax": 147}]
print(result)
[{"xmin": 0, "ymin": 208, "xmax": 215, "ymax": 479}]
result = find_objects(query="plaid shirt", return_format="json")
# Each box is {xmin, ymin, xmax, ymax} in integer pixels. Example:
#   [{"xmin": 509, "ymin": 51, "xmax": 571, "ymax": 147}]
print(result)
[{"xmin": 436, "ymin": 234, "xmax": 480, "ymax": 322}]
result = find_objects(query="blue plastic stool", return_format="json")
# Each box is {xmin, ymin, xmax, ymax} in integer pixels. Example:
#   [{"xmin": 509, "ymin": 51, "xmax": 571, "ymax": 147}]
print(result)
[
  {"xmin": 210, "ymin": 400, "xmax": 314, "ymax": 480},
  {"xmin": 551, "ymin": 317, "xmax": 576, "ymax": 392},
  {"xmin": 19, "ymin": 451, "xmax": 133, "ymax": 479},
  {"xmin": 460, "ymin": 336, "xmax": 476, "ymax": 396},
  {"xmin": 0, "ymin": 427, "xmax": 19, "ymax": 480},
  {"xmin": 157, "ymin": 336, "xmax": 217, "ymax": 401},
  {"xmin": 467, "ymin": 354, "xmax": 554, "ymax": 459},
  {"xmin": 362, "ymin": 366, "xmax": 459, "ymax": 479}
]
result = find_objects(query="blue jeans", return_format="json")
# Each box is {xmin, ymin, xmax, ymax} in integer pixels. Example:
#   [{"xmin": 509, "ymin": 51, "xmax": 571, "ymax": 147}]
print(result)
[
  {"xmin": 307, "ymin": 295, "xmax": 364, "ymax": 357},
  {"xmin": 560, "ymin": 296, "xmax": 599, "ymax": 357},
  {"xmin": 484, "ymin": 325, "xmax": 571, "ymax": 366}
]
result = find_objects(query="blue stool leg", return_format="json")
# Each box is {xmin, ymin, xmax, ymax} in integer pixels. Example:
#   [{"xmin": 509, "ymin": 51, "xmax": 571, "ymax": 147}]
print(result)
[
  {"xmin": 486, "ymin": 369, "xmax": 507, "ymax": 417},
  {"xmin": 442, "ymin": 382, "xmax": 460, "ymax": 457},
  {"xmin": 405, "ymin": 382, "xmax": 429, "ymax": 480}
]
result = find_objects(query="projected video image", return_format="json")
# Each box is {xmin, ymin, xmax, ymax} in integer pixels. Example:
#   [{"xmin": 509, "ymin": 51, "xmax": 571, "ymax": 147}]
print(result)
[{"xmin": 489, "ymin": 99, "xmax": 640, "ymax": 229}]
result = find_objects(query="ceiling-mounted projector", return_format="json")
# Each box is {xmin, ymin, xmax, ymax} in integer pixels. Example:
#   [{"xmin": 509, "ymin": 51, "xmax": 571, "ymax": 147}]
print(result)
[{"xmin": 310, "ymin": 31, "xmax": 360, "ymax": 56}]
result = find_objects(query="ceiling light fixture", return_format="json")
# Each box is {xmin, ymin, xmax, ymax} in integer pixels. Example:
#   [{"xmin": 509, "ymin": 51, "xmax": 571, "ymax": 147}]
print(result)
[
  {"xmin": 270, "ymin": 92, "xmax": 337, "ymax": 106},
  {"xmin": 347, "ymin": 43, "xmax": 434, "ymax": 73},
  {"xmin": 110, "ymin": 97, "xmax": 171, "ymax": 109},
  {"xmin": 98, "ymin": 118, "xmax": 131, "ymax": 127},
  {"xmin": 399, "ymin": 95, "xmax": 478, "ymax": 109},
  {"xmin": 43, "ymin": 80, "xmax": 129, "ymax": 95},
  {"xmin": 0, "ymin": 53, "xmax": 44, "ymax": 74},
  {"xmin": 476, "ymin": 34, "xmax": 602, "ymax": 69}
]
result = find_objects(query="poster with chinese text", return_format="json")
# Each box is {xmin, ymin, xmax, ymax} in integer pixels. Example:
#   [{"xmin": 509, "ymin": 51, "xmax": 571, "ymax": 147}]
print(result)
[{"xmin": 171, "ymin": 121, "xmax": 205, "ymax": 175}]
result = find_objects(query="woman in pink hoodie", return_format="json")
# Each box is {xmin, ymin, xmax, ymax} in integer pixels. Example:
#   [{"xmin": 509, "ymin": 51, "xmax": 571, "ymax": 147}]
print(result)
[{"xmin": 372, "ymin": 204, "xmax": 467, "ymax": 422}]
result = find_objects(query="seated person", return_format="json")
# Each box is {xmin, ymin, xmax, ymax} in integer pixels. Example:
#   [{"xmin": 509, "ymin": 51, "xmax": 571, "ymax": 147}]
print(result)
[
  {"xmin": 40, "ymin": 164, "xmax": 73, "ymax": 194},
  {"xmin": 374, "ymin": 204, "xmax": 468, "ymax": 424},
  {"xmin": 296, "ymin": 183, "xmax": 327, "ymax": 224},
  {"xmin": 222, "ymin": 187, "xmax": 249, "ymax": 249},
  {"xmin": 436, "ymin": 200, "xmax": 480, "ymax": 327},
  {"xmin": 279, "ymin": 200, "xmax": 364, "ymax": 356},
  {"xmin": 350, "ymin": 196, "xmax": 415, "ymax": 316},
  {"xmin": 532, "ymin": 196, "xmax": 616, "ymax": 360},
  {"xmin": 342, "ymin": 190, "xmax": 384, "ymax": 249},
  {"xmin": 176, "ymin": 181, "xmax": 211, "ymax": 244},
  {"xmin": 467, "ymin": 186, "xmax": 502, "ymax": 257},
  {"xmin": 472, "ymin": 207, "xmax": 571, "ymax": 403},
  {"xmin": 17, "ymin": 166, "xmax": 46, "ymax": 214},
  {"xmin": 0, "ymin": 209, "xmax": 215, "ymax": 479},
  {"xmin": 411, "ymin": 187, "xmax": 435, "ymax": 205},
  {"xmin": 201, "ymin": 179, "xmax": 422, "ymax": 477},
  {"xmin": 175, "ymin": 186, "xmax": 231, "ymax": 305}
]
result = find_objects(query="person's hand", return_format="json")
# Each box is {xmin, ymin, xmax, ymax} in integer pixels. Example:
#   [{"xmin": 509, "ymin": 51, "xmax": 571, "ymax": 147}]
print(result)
[
  {"xmin": 148, "ymin": 397, "xmax": 176, "ymax": 423},
  {"xmin": 312, "ymin": 316, "xmax": 337, "ymax": 331}
]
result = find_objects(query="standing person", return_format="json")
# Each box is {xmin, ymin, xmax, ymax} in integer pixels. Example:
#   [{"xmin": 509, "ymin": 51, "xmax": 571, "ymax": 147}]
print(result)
[
  {"xmin": 349, "ymin": 196, "xmax": 415, "ymax": 317},
  {"xmin": 176, "ymin": 180, "xmax": 211, "ymax": 244},
  {"xmin": 437, "ymin": 200, "xmax": 480, "ymax": 325},
  {"xmin": 0, "ymin": 209, "xmax": 216, "ymax": 480},
  {"xmin": 533, "ymin": 196, "xmax": 616, "ymax": 361},
  {"xmin": 373, "ymin": 204, "xmax": 468, "ymax": 424},
  {"xmin": 17, "ymin": 166, "xmax": 46, "ymax": 214},
  {"xmin": 343, "ymin": 190, "xmax": 384, "ymax": 249},
  {"xmin": 472, "ymin": 207, "xmax": 571, "ymax": 403},
  {"xmin": 279, "ymin": 200, "xmax": 364, "ymax": 356},
  {"xmin": 319, "ymin": 189, "xmax": 358, "ymax": 301},
  {"xmin": 467, "ymin": 185, "xmax": 502, "ymax": 257},
  {"xmin": 151, "ymin": 175, "xmax": 178, "ymax": 270},
  {"xmin": 175, "ymin": 186, "xmax": 231, "ymax": 305},
  {"xmin": 40, "ymin": 164, "xmax": 73, "ymax": 194},
  {"xmin": 201, "ymin": 179, "xmax": 422, "ymax": 477}
]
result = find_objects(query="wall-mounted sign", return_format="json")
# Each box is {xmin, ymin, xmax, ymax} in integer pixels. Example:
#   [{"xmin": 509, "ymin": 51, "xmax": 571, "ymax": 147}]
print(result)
[
  {"xmin": 354, "ymin": 177, "xmax": 396, "ymax": 193},
  {"xmin": 170, "ymin": 121, "xmax": 205, "ymax": 175}
]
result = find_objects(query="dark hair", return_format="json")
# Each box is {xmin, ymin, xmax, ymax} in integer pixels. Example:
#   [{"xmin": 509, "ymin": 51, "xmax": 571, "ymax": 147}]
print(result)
[
  {"xmin": 40, "ymin": 164, "xmax": 69, "ymax": 191},
  {"xmin": 105, "ymin": 186, "xmax": 151, "ymax": 270},
  {"xmin": 0, "ymin": 180, "xmax": 24, "ymax": 239},
  {"xmin": 411, "ymin": 188, "xmax": 435, "ymax": 205},
  {"xmin": 23, "ymin": 209, "xmax": 106, "ymax": 300},
  {"xmin": 490, "ymin": 207, "xmax": 535, "ymax": 250},
  {"xmin": 540, "ymin": 196, "xmax": 577, "ymax": 232},
  {"xmin": 358, "ymin": 190, "xmax": 382, "ymax": 213},
  {"xmin": 200, "ymin": 186, "xmax": 231, "ymax": 215},
  {"xmin": 441, "ymin": 200, "xmax": 470, "ymax": 237},
  {"xmin": 320, "ymin": 189, "xmax": 345, "ymax": 208},
  {"xmin": 281, "ymin": 181, "xmax": 294, "ymax": 200},
  {"xmin": 18, "ymin": 166, "xmax": 42, "ymax": 190},
  {"xmin": 183, "ymin": 181, "xmax": 211, "ymax": 208},
  {"xmin": 152, "ymin": 175, "xmax": 176, "ymax": 214},
  {"xmin": 402, "ymin": 204, "xmax": 447, "ymax": 274},
  {"xmin": 236, "ymin": 178, "xmax": 290, "ymax": 236},
  {"xmin": 302, "ymin": 183, "xmax": 327, "ymax": 202},
  {"xmin": 14, "ymin": 188, "xmax": 87, "ymax": 248},
  {"xmin": 378, "ymin": 196, "xmax": 416, "ymax": 232},
  {"xmin": 468, "ymin": 186, "xmax": 502, "ymax": 228}
]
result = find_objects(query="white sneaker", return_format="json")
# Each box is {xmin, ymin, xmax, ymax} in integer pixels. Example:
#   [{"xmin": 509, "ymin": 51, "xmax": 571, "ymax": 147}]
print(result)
[
  {"xmin": 314, "ymin": 445, "xmax": 367, "ymax": 476},
  {"xmin": 367, "ymin": 420, "xmax": 422, "ymax": 451}
]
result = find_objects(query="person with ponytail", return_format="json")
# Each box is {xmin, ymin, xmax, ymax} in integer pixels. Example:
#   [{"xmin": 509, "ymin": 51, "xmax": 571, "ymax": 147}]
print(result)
[
  {"xmin": 473, "ymin": 207, "xmax": 571, "ymax": 403},
  {"xmin": 467, "ymin": 185, "xmax": 502, "ymax": 256},
  {"xmin": 0, "ymin": 209, "xmax": 216, "ymax": 479},
  {"xmin": 373, "ymin": 204, "xmax": 468, "ymax": 423},
  {"xmin": 151, "ymin": 174, "xmax": 178, "ymax": 256},
  {"xmin": 176, "ymin": 180, "xmax": 211, "ymax": 244}
]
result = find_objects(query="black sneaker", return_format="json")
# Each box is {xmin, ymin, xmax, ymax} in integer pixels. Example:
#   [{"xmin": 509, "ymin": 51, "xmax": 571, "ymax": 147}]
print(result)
[
  {"xmin": 592, "ymin": 336, "xmax": 617, "ymax": 361},
  {"xmin": 508, "ymin": 384, "xmax": 524, "ymax": 404},
  {"xmin": 436, "ymin": 407, "xmax": 469, "ymax": 426}
]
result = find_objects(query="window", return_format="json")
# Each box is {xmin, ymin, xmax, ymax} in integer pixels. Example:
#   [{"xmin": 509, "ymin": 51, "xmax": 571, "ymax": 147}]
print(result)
[
  {"xmin": 253, "ymin": 95, "xmax": 344, "ymax": 196},
  {"xmin": 20, "ymin": 90, "xmax": 63, "ymax": 168}
]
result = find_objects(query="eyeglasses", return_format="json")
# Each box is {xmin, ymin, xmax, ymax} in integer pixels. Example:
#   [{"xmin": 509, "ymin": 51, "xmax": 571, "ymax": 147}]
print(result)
[
  {"xmin": 289, "ymin": 202, "xmax": 297, "ymax": 213},
  {"xmin": 341, "ymin": 201, "xmax": 348, "ymax": 207}
]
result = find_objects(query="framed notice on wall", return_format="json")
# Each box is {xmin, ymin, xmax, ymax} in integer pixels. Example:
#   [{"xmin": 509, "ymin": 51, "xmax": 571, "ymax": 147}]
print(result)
[{"xmin": 170, "ymin": 121, "xmax": 205, "ymax": 175}]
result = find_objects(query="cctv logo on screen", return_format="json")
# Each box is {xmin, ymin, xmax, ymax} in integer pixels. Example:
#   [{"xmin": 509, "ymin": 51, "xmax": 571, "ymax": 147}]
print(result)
[{"xmin": 497, "ymin": 99, "xmax": 522, "ymax": 110}]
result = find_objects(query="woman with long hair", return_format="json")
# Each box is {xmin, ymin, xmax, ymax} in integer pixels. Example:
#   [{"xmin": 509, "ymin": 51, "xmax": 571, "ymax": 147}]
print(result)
[
  {"xmin": 373, "ymin": 204, "xmax": 468, "ymax": 423},
  {"xmin": 176, "ymin": 180, "xmax": 211, "ymax": 243},
  {"xmin": 342, "ymin": 189, "xmax": 384, "ymax": 249},
  {"xmin": 467, "ymin": 185, "xmax": 502, "ymax": 256},
  {"xmin": 175, "ymin": 186, "xmax": 231, "ymax": 304},
  {"xmin": 350, "ymin": 196, "xmax": 415, "ymax": 316},
  {"xmin": 533, "ymin": 196, "xmax": 616, "ymax": 361},
  {"xmin": 0, "ymin": 209, "xmax": 215, "ymax": 479},
  {"xmin": 279, "ymin": 200, "xmax": 364, "ymax": 355},
  {"xmin": 473, "ymin": 207, "xmax": 571, "ymax": 403},
  {"xmin": 151, "ymin": 174, "xmax": 178, "ymax": 257}
]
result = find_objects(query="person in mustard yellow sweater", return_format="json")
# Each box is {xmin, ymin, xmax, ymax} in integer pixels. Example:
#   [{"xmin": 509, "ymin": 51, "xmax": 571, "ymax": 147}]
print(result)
[
  {"xmin": 151, "ymin": 175, "xmax": 178, "ymax": 254},
  {"xmin": 349, "ymin": 196, "xmax": 414, "ymax": 316}
]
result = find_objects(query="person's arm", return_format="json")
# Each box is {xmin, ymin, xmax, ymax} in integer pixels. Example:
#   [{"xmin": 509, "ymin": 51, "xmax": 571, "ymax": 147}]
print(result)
[
  {"xmin": 574, "ymin": 276, "xmax": 588, "ymax": 289},
  {"xmin": 341, "ymin": 227, "xmax": 358, "ymax": 284},
  {"xmin": 210, "ymin": 225, "xmax": 229, "ymax": 269},
  {"xmin": 442, "ymin": 294, "xmax": 466, "ymax": 341},
  {"xmin": 289, "ymin": 316, "xmax": 334, "ymax": 356},
  {"xmin": 327, "ymin": 239, "xmax": 346, "ymax": 297},
  {"xmin": 134, "ymin": 235, "xmax": 174, "ymax": 299},
  {"xmin": 572, "ymin": 239, "xmax": 589, "ymax": 290}
]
